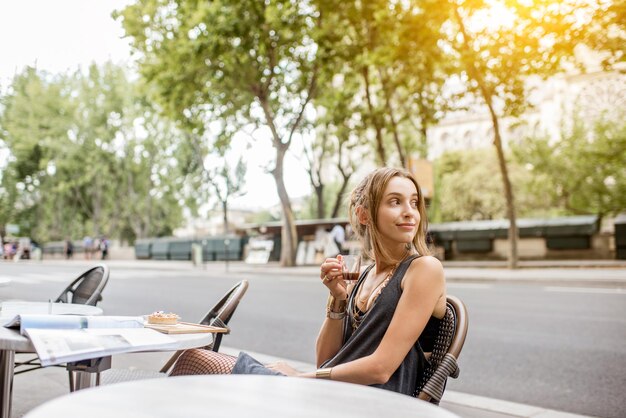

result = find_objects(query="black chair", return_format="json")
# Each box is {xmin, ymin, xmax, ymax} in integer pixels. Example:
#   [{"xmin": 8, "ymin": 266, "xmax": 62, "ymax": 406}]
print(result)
[
  {"xmin": 14, "ymin": 264, "xmax": 110, "ymax": 375},
  {"xmin": 55, "ymin": 264, "xmax": 110, "ymax": 306},
  {"xmin": 415, "ymin": 294, "xmax": 469, "ymax": 405},
  {"xmin": 98, "ymin": 280, "xmax": 249, "ymax": 385}
]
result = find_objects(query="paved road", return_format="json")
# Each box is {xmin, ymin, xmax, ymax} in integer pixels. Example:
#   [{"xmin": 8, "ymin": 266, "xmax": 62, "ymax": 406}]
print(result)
[{"xmin": 1, "ymin": 261, "xmax": 625, "ymax": 417}]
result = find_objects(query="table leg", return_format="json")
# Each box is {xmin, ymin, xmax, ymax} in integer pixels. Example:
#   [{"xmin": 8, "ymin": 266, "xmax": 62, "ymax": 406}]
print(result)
[
  {"xmin": 73, "ymin": 371, "xmax": 96, "ymax": 391},
  {"xmin": 67, "ymin": 357, "xmax": 111, "ymax": 391},
  {"xmin": 0, "ymin": 350, "xmax": 15, "ymax": 418}
]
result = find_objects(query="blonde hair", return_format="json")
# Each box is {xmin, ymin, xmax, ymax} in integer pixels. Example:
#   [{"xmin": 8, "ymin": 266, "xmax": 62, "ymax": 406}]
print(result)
[{"xmin": 349, "ymin": 167, "xmax": 431, "ymax": 264}]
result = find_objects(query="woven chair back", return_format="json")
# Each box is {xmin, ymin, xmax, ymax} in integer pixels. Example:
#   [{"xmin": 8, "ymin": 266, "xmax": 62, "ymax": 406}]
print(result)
[{"xmin": 415, "ymin": 294, "xmax": 468, "ymax": 404}]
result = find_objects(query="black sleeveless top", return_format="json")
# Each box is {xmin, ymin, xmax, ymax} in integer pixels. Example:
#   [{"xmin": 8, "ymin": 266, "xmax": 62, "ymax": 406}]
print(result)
[{"xmin": 320, "ymin": 255, "xmax": 442, "ymax": 396}]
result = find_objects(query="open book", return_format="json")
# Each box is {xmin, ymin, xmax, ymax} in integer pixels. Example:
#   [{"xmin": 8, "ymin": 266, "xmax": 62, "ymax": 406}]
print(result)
[{"xmin": 5, "ymin": 314, "xmax": 178, "ymax": 367}]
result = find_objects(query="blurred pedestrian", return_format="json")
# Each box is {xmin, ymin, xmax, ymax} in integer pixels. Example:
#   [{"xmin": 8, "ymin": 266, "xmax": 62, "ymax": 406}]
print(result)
[
  {"xmin": 100, "ymin": 236, "xmax": 109, "ymax": 260},
  {"xmin": 330, "ymin": 224, "xmax": 347, "ymax": 255},
  {"xmin": 83, "ymin": 236, "xmax": 93, "ymax": 259},
  {"xmin": 64, "ymin": 239, "xmax": 74, "ymax": 260}
]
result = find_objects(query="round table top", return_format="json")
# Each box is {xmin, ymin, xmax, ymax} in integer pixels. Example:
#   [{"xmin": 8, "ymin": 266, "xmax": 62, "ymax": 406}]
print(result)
[
  {"xmin": 0, "ymin": 301, "xmax": 103, "ymax": 319},
  {"xmin": 0, "ymin": 301, "xmax": 105, "ymax": 352},
  {"xmin": 24, "ymin": 375, "xmax": 459, "ymax": 418},
  {"xmin": 0, "ymin": 301, "xmax": 213, "ymax": 353}
]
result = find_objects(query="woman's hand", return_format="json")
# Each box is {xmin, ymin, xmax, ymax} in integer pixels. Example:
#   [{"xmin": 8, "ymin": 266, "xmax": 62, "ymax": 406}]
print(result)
[
  {"xmin": 266, "ymin": 361, "xmax": 302, "ymax": 377},
  {"xmin": 320, "ymin": 255, "xmax": 347, "ymax": 300}
]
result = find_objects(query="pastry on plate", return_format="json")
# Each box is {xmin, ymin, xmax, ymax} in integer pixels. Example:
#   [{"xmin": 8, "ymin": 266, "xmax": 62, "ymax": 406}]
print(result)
[{"xmin": 147, "ymin": 311, "xmax": 180, "ymax": 325}]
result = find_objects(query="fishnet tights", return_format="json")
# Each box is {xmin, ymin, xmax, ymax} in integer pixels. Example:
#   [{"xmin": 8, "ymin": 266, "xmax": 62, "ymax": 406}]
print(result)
[{"xmin": 169, "ymin": 349, "xmax": 236, "ymax": 376}]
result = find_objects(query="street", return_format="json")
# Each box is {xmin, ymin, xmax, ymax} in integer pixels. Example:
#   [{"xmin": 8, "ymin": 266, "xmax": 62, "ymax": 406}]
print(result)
[{"xmin": 1, "ymin": 261, "xmax": 625, "ymax": 417}]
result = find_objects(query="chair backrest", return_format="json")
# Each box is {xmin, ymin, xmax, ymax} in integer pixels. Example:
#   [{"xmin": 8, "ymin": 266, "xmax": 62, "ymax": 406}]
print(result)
[
  {"xmin": 415, "ymin": 294, "xmax": 468, "ymax": 404},
  {"xmin": 159, "ymin": 280, "xmax": 249, "ymax": 373},
  {"xmin": 55, "ymin": 265, "xmax": 110, "ymax": 306},
  {"xmin": 199, "ymin": 280, "xmax": 249, "ymax": 352}
]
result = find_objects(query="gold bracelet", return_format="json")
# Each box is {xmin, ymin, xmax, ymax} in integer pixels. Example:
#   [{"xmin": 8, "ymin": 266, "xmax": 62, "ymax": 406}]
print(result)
[
  {"xmin": 326, "ymin": 294, "xmax": 347, "ymax": 314},
  {"xmin": 315, "ymin": 367, "xmax": 332, "ymax": 379},
  {"xmin": 326, "ymin": 310, "xmax": 346, "ymax": 320}
]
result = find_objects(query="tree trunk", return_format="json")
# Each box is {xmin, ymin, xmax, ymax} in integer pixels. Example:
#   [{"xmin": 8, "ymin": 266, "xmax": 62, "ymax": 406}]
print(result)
[
  {"xmin": 222, "ymin": 200, "xmax": 229, "ymax": 235},
  {"xmin": 331, "ymin": 176, "xmax": 351, "ymax": 219},
  {"xmin": 362, "ymin": 67, "xmax": 387, "ymax": 165},
  {"xmin": 453, "ymin": 5, "xmax": 518, "ymax": 268},
  {"xmin": 486, "ymin": 102, "xmax": 519, "ymax": 269},
  {"xmin": 379, "ymin": 68, "xmax": 406, "ymax": 167},
  {"xmin": 419, "ymin": 124, "xmax": 429, "ymax": 159},
  {"xmin": 273, "ymin": 146, "xmax": 298, "ymax": 266},
  {"xmin": 315, "ymin": 185, "xmax": 325, "ymax": 219}
]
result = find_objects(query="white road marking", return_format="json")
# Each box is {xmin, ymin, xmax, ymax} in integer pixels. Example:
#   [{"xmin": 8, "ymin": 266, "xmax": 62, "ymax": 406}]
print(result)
[
  {"xmin": 447, "ymin": 283, "xmax": 492, "ymax": 289},
  {"xmin": 544, "ymin": 286, "xmax": 625, "ymax": 294},
  {"xmin": 0, "ymin": 274, "xmax": 67, "ymax": 284}
]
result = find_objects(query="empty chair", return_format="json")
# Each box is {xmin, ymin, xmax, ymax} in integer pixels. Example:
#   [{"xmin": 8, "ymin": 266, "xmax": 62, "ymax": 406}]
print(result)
[
  {"xmin": 55, "ymin": 264, "xmax": 110, "ymax": 306},
  {"xmin": 99, "ymin": 279, "xmax": 249, "ymax": 385},
  {"xmin": 14, "ymin": 264, "xmax": 110, "ymax": 375},
  {"xmin": 415, "ymin": 294, "xmax": 468, "ymax": 405}
]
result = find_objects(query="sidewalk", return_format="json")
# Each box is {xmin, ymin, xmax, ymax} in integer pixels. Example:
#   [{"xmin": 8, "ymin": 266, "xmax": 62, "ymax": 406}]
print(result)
[{"xmin": 12, "ymin": 347, "xmax": 594, "ymax": 418}]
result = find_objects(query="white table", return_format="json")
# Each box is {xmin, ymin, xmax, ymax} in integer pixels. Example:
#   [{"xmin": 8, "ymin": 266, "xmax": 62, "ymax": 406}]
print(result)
[
  {"xmin": 24, "ymin": 375, "xmax": 460, "ymax": 418},
  {"xmin": 0, "ymin": 302, "xmax": 104, "ymax": 418},
  {"xmin": 0, "ymin": 302, "xmax": 214, "ymax": 418}
]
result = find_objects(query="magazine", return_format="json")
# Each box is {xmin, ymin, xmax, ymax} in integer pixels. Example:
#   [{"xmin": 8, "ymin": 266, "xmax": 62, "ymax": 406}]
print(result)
[
  {"xmin": 4, "ymin": 314, "xmax": 145, "ymax": 335},
  {"xmin": 4, "ymin": 314, "xmax": 177, "ymax": 367}
]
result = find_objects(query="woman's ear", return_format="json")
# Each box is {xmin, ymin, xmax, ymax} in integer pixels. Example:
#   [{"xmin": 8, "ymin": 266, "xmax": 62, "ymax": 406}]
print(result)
[{"xmin": 356, "ymin": 206, "xmax": 369, "ymax": 225}]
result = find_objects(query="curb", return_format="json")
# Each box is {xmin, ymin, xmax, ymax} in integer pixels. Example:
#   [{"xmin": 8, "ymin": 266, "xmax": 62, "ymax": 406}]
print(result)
[
  {"xmin": 219, "ymin": 346, "xmax": 594, "ymax": 418},
  {"xmin": 441, "ymin": 391, "xmax": 594, "ymax": 418}
]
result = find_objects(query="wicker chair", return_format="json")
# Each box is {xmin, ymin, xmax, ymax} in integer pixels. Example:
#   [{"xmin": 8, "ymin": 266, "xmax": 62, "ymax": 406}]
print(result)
[
  {"xmin": 14, "ymin": 265, "xmax": 110, "ymax": 375},
  {"xmin": 415, "ymin": 294, "xmax": 468, "ymax": 405},
  {"xmin": 98, "ymin": 280, "xmax": 249, "ymax": 385}
]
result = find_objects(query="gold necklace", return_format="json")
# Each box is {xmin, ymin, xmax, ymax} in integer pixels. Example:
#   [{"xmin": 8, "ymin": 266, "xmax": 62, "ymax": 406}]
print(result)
[
  {"xmin": 357, "ymin": 266, "xmax": 395, "ymax": 305},
  {"xmin": 351, "ymin": 263, "xmax": 397, "ymax": 331}
]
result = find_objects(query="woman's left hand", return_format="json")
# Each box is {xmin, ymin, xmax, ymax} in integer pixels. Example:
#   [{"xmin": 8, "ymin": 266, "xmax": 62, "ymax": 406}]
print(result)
[{"xmin": 266, "ymin": 361, "xmax": 301, "ymax": 377}]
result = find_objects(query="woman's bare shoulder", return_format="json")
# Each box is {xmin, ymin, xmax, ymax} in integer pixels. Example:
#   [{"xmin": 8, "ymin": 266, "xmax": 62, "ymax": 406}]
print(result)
[
  {"xmin": 411, "ymin": 255, "xmax": 443, "ymax": 272},
  {"xmin": 404, "ymin": 255, "xmax": 445, "ymax": 285}
]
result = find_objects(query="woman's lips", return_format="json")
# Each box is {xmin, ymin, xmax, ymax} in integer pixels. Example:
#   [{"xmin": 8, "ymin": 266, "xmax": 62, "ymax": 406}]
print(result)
[{"xmin": 397, "ymin": 223, "xmax": 415, "ymax": 231}]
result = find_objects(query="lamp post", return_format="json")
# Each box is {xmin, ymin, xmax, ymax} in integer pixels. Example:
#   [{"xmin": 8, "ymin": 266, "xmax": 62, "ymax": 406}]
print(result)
[
  {"xmin": 202, "ymin": 239, "xmax": 207, "ymax": 270},
  {"xmin": 224, "ymin": 238, "xmax": 230, "ymax": 273}
]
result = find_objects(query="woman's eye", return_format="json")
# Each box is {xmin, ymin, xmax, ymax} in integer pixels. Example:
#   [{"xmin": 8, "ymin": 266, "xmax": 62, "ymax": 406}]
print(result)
[{"xmin": 411, "ymin": 200, "xmax": 418, "ymax": 207}]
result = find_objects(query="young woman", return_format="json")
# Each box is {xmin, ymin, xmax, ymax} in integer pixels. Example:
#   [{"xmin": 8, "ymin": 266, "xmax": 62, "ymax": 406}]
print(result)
[{"xmin": 170, "ymin": 167, "xmax": 446, "ymax": 396}]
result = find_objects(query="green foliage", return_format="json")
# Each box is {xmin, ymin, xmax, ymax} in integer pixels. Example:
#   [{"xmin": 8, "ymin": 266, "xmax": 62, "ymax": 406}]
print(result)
[
  {"xmin": 0, "ymin": 64, "xmax": 196, "ymax": 243},
  {"xmin": 434, "ymin": 149, "xmax": 508, "ymax": 221},
  {"xmin": 512, "ymin": 115, "xmax": 626, "ymax": 218},
  {"xmin": 432, "ymin": 146, "xmax": 568, "ymax": 222},
  {"xmin": 298, "ymin": 180, "xmax": 350, "ymax": 220},
  {"xmin": 115, "ymin": 0, "xmax": 317, "ymax": 141}
]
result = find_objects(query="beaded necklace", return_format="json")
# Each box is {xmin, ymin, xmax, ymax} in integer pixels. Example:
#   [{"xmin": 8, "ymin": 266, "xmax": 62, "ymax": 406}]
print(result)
[{"xmin": 350, "ymin": 263, "xmax": 398, "ymax": 331}]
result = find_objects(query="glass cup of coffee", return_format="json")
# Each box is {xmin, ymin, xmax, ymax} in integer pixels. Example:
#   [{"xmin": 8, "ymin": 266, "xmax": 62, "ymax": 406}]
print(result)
[{"xmin": 342, "ymin": 255, "xmax": 361, "ymax": 289}]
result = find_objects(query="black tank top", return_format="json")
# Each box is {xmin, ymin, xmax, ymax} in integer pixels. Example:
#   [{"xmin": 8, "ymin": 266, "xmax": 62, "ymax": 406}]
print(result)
[{"xmin": 320, "ymin": 254, "xmax": 441, "ymax": 396}]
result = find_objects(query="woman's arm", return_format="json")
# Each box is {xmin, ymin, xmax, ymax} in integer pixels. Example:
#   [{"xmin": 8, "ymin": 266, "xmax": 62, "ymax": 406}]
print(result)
[
  {"xmin": 310, "ymin": 256, "xmax": 445, "ymax": 384},
  {"xmin": 314, "ymin": 256, "xmax": 349, "ymax": 367},
  {"xmin": 315, "ymin": 315, "xmax": 345, "ymax": 367}
]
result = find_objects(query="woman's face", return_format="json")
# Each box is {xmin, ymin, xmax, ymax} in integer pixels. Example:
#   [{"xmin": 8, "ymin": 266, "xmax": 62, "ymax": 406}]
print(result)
[{"xmin": 375, "ymin": 176, "xmax": 421, "ymax": 251}]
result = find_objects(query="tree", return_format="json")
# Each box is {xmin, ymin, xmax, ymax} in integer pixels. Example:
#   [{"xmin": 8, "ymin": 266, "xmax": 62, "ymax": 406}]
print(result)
[
  {"xmin": 512, "ymin": 115, "xmax": 626, "ymax": 219},
  {"xmin": 0, "ymin": 64, "xmax": 192, "ymax": 243},
  {"xmin": 0, "ymin": 67, "xmax": 75, "ymax": 240},
  {"xmin": 317, "ymin": 0, "xmax": 451, "ymax": 167},
  {"xmin": 442, "ymin": 0, "xmax": 614, "ymax": 268},
  {"xmin": 115, "ymin": 0, "xmax": 321, "ymax": 265},
  {"xmin": 303, "ymin": 67, "xmax": 363, "ymax": 219}
]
